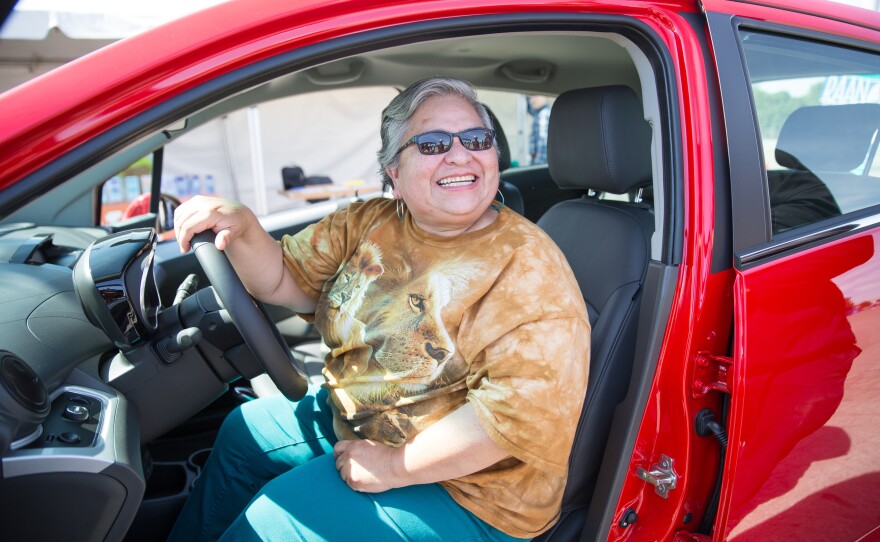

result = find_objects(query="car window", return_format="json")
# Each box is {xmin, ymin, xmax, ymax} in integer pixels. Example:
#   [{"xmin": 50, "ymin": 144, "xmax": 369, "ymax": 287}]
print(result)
[
  {"xmin": 740, "ymin": 31, "xmax": 880, "ymax": 236},
  {"xmin": 100, "ymin": 156, "xmax": 154, "ymax": 225},
  {"xmin": 479, "ymin": 90, "xmax": 555, "ymax": 167},
  {"xmin": 99, "ymin": 86, "xmax": 399, "ymax": 230},
  {"xmin": 99, "ymin": 86, "xmax": 541, "ymax": 231}
]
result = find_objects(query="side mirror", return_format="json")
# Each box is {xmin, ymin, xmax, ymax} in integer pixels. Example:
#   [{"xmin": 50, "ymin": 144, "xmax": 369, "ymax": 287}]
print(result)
[
  {"xmin": 156, "ymin": 193, "xmax": 182, "ymax": 233},
  {"xmin": 116, "ymin": 193, "xmax": 182, "ymax": 236}
]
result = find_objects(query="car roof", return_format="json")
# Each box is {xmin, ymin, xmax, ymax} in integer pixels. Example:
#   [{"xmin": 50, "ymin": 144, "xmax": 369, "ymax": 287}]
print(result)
[{"xmin": 1, "ymin": 0, "xmax": 878, "ymax": 196}]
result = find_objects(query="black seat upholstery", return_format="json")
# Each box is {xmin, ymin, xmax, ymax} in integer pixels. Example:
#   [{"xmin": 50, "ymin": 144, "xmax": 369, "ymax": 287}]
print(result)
[
  {"xmin": 534, "ymin": 86, "xmax": 654, "ymax": 541},
  {"xmin": 769, "ymin": 103, "xmax": 880, "ymax": 232},
  {"xmin": 484, "ymin": 105, "xmax": 526, "ymax": 215}
]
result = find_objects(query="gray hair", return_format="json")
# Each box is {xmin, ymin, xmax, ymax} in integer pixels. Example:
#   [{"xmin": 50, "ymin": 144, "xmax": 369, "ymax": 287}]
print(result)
[{"xmin": 377, "ymin": 77, "xmax": 499, "ymax": 188}]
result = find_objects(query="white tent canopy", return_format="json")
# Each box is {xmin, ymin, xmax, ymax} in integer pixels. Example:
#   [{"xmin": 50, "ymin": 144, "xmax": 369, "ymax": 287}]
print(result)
[
  {"xmin": 1, "ymin": 0, "xmax": 223, "ymax": 39},
  {"xmin": 0, "ymin": 0, "xmax": 225, "ymax": 92}
]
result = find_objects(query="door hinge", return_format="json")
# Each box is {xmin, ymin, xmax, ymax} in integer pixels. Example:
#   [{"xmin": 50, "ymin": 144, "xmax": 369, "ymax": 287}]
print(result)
[
  {"xmin": 692, "ymin": 351, "xmax": 733, "ymax": 397},
  {"xmin": 636, "ymin": 454, "xmax": 678, "ymax": 499}
]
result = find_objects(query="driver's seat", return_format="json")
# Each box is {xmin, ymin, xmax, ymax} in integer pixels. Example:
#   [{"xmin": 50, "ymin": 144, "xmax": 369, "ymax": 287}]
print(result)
[{"xmin": 534, "ymin": 85, "xmax": 653, "ymax": 540}]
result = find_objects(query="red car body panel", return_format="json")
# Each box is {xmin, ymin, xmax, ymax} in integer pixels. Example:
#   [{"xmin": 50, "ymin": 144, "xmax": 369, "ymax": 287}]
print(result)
[
  {"xmin": 607, "ymin": 5, "xmax": 734, "ymax": 540},
  {"xmin": 1, "ymin": 0, "xmax": 879, "ymax": 540},
  {"xmin": 720, "ymin": 230, "xmax": 880, "ymax": 541},
  {"xmin": 701, "ymin": 0, "xmax": 880, "ymax": 42},
  {"xmin": 700, "ymin": 3, "xmax": 880, "ymax": 541},
  {"xmin": 610, "ymin": 3, "xmax": 880, "ymax": 541}
]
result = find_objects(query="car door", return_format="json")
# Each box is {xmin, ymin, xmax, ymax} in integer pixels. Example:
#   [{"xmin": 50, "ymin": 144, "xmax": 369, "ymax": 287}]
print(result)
[{"xmin": 704, "ymin": 2, "xmax": 880, "ymax": 540}]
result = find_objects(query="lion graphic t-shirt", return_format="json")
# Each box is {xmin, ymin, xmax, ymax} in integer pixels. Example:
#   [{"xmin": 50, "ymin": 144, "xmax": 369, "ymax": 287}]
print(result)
[{"xmin": 281, "ymin": 198, "xmax": 590, "ymax": 538}]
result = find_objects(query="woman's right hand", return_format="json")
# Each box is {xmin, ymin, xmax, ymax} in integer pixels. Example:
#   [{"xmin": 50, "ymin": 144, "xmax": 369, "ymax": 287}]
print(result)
[
  {"xmin": 173, "ymin": 195, "xmax": 315, "ymax": 311},
  {"xmin": 173, "ymin": 195, "xmax": 259, "ymax": 254}
]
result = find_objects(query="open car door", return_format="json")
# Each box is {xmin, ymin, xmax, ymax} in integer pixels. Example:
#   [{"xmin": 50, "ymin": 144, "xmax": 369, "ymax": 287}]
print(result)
[{"xmin": 723, "ymin": 233, "xmax": 879, "ymax": 540}]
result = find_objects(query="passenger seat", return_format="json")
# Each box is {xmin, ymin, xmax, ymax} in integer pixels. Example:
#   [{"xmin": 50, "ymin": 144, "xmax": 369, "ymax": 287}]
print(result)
[{"xmin": 484, "ymin": 105, "xmax": 526, "ymax": 215}]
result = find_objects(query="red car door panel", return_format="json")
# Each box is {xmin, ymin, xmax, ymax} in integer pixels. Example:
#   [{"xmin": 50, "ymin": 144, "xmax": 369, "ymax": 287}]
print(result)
[{"xmin": 723, "ymin": 228, "xmax": 880, "ymax": 540}]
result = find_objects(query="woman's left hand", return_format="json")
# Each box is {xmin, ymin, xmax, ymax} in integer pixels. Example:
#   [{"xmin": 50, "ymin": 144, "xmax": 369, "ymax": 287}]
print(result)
[
  {"xmin": 333, "ymin": 439, "xmax": 401, "ymax": 493},
  {"xmin": 333, "ymin": 404, "xmax": 508, "ymax": 493}
]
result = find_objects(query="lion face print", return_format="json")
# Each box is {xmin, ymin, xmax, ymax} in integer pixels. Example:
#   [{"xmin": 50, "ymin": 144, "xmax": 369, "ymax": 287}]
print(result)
[
  {"xmin": 283, "ymin": 202, "xmax": 592, "ymax": 533},
  {"xmin": 367, "ymin": 269, "xmax": 457, "ymax": 382},
  {"xmin": 326, "ymin": 241, "xmax": 383, "ymax": 314},
  {"xmin": 319, "ymin": 244, "xmax": 483, "ymax": 444},
  {"xmin": 315, "ymin": 241, "xmax": 384, "ymax": 381}
]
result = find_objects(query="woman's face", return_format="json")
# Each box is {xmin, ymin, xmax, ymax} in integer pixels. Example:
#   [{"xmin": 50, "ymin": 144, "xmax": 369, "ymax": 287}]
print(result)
[{"xmin": 386, "ymin": 94, "xmax": 500, "ymax": 236}]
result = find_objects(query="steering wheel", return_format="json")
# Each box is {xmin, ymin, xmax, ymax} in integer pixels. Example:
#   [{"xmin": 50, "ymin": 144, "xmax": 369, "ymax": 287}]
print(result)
[{"xmin": 191, "ymin": 231, "xmax": 309, "ymax": 401}]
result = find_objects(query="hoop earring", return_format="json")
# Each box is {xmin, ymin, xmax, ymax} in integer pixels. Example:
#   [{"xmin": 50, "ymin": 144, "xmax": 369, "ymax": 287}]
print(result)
[
  {"xmin": 490, "ymin": 189, "xmax": 505, "ymax": 211},
  {"xmin": 396, "ymin": 198, "xmax": 405, "ymax": 221}
]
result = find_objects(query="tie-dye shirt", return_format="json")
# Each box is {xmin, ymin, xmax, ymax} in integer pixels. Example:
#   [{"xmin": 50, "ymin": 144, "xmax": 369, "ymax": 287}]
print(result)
[{"xmin": 281, "ymin": 197, "xmax": 590, "ymax": 538}]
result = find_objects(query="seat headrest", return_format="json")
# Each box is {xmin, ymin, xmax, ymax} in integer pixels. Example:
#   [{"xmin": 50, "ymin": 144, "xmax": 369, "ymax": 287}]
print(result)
[
  {"xmin": 776, "ymin": 104, "xmax": 880, "ymax": 172},
  {"xmin": 548, "ymin": 86, "xmax": 652, "ymax": 194},
  {"xmin": 484, "ymin": 104, "xmax": 511, "ymax": 171}
]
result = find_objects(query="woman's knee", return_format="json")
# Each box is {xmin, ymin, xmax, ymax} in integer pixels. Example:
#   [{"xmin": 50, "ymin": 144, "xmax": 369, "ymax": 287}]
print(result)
[
  {"xmin": 223, "ymin": 455, "xmax": 356, "ymax": 541},
  {"xmin": 211, "ymin": 393, "xmax": 334, "ymax": 467}
]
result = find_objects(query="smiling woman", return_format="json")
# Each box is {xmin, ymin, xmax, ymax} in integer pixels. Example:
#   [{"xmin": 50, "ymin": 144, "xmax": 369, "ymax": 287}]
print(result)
[
  {"xmin": 167, "ymin": 77, "xmax": 591, "ymax": 541},
  {"xmin": 383, "ymin": 81, "xmax": 502, "ymax": 237},
  {"xmin": 0, "ymin": 6, "xmax": 664, "ymax": 540}
]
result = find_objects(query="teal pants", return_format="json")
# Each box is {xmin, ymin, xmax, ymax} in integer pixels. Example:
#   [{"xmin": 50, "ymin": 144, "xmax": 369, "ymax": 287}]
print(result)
[{"xmin": 167, "ymin": 387, "xmax": 525, "ymax": 542}]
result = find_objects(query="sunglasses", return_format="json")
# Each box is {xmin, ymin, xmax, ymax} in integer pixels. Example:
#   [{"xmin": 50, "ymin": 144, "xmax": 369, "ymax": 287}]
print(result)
[{"xmin": 397, "ymin": 128, "xmax": 496, "ymax": 156}]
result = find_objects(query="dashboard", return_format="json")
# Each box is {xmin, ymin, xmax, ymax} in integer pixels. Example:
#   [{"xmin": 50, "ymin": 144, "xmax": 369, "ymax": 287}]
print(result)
[
  {"xmin": 0, "ymin": 224, "xmax": 144, "ymax": 540},
  {"xmin": 0, "ymin": 224, "xmax": 112, "ymax": 396},
  {"xmin": 0, "ymin": 223, "xmax": 252, "ymax": 541}
]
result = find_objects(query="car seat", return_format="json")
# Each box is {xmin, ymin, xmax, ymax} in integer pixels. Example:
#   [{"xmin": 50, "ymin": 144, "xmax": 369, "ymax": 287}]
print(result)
[
  {"xmin": 769, "ymin": 103, "xmax": 880, "ymax": 233},
  {"xmin": 533, "ymin": 85, "xmax": 654, "ymax": 541},
  {"xmin": 483, "ymin": 105, "xmax": 526, "ymax": 215}
]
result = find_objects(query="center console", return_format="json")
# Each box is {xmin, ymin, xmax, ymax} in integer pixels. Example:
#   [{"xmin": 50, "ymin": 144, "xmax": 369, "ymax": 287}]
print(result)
[{"xmin": 0, "ymin": 371, "xmax": 144, "ymax": 542}]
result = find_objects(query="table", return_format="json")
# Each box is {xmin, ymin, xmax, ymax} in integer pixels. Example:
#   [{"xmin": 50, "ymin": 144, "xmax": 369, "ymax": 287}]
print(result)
[{"xmin": 278, "ymin": 182, "xmax": 383, "ymax": 201}]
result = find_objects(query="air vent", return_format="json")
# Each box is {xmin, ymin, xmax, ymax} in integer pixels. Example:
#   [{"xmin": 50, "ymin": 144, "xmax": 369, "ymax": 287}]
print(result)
[{"xmin": 0, "ymin": 352, "xmax": 49, "ymax": 414}]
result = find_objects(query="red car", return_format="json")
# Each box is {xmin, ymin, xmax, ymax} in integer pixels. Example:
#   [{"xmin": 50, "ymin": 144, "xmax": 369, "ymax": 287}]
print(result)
[{"xmin": 1, "ymin": 0, "xmax": 878, "ymax": 540}]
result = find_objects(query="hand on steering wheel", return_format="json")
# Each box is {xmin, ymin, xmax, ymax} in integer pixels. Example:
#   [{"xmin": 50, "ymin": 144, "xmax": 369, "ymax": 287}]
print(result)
[{"xmin": 190, "ymin": 231, "xmax": 309, "ymax": 401}]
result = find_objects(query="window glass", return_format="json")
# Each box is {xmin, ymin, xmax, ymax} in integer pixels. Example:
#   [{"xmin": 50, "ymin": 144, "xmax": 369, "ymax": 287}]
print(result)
[
  {"xmin": 99, "ymin": 86, "xmax": 545, "ymax": 231},
  {"xmin": 99, "ymin": 156, "xmax": 153, "ymax": 225},
  {"xmin": 100, "ymin": 87, "xmax": 399, "ymax": 229},
  {"xmin": 479, "ymin": 90, "xmax": 555, "ymax": 167},
  {"xmin": 741, "ymin": 31, "xmax": 880, "ymax": 235}
]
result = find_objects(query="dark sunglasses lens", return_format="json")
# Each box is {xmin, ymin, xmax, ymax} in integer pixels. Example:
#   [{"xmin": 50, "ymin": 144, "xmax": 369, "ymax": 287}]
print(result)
[
  {"xmin": 461, "ymin": 129, "xmax": 494, "ymax": 151},
  {"xmin": 416, "ymin": 132, "xmax": 452, "ymax": 154}
]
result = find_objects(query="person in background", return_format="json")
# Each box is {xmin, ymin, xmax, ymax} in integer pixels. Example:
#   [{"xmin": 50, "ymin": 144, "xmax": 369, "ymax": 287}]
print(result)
[
  {"xmin": 527, "ymin": 94, "xmax": 551, "ymax": 165},
  {"xmin": 168, "ymin": 77, "xmax": 590, "ymax": 542}
]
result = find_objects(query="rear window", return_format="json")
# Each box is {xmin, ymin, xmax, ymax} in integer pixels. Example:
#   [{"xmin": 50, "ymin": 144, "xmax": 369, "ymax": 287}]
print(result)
[{"xmin": 742, "ymin": 31, "xmax": 880, "ymax": 234}]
